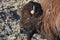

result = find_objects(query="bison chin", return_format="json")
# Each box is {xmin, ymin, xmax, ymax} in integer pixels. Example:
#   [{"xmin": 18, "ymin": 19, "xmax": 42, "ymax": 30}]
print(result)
[{"xmin": 20, "ymin": 22, "xmax": 37, "ymax": 39}]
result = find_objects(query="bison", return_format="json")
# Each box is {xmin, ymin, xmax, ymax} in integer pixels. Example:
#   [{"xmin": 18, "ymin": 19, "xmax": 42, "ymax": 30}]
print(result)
[{"xmin": 20, "ymin": 1, "xmax": 60, "ymax": 40}]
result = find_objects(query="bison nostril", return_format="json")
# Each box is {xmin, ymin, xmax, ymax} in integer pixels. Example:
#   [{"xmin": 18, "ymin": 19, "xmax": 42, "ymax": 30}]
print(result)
[
  {"xmin": 20, "ymin": 28, "xmax": 25, "ymax": 33},
  {"xmin": 20, "ymin": 27, "xmax": 29, "ymax": 34}
]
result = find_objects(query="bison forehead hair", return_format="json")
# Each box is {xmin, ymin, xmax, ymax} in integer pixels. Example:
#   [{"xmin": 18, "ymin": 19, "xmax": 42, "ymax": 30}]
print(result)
[{"xmin": 21, "ymin": 1, "xmax": 43, "ymax": 18}]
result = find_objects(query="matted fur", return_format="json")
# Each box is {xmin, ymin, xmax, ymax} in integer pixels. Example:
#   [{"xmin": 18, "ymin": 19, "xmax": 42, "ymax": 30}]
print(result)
[{"xmin": 20, "ymin": 1, "xmax": 60, "ymax": 40}]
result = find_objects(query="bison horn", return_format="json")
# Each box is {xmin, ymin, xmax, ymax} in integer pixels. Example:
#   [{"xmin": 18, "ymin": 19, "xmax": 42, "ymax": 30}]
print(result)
[{"xmin": 30, "ymin": 5, "xmax": 35, "ymax": 14}]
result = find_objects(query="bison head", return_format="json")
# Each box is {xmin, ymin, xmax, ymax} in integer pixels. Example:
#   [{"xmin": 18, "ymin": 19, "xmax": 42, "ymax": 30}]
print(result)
[{"xmin": 20, "ymin": 1, "xmax": 43, "ymax": 38}]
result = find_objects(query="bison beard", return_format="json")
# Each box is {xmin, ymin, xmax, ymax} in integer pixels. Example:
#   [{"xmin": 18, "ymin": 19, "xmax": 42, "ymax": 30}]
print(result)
[{"xmin": 20, "ymin": 1, "xmax": 60, "ymax": 40}]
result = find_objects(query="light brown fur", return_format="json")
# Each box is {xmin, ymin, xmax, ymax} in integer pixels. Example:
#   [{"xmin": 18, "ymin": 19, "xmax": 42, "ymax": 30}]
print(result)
[{"xmin": 20, "ymin": 0, "xmax": 60, "ymax": 40}]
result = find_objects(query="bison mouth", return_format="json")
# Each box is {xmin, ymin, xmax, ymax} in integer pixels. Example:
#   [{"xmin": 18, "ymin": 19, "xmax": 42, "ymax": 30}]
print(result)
[{"xmin": 20, "ymin": 22, "xmax": 37, "ymax": 39}]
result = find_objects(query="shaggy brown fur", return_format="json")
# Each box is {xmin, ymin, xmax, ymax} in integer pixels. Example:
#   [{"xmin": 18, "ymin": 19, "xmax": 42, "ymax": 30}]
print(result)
[
  {"xmin": 37, "ymin": 0, "xmax": 60, "ymax": 40},
  {"xmin": 20, "ymin": 1, "xmax": 43, "ymax": 38},
  {"xmin": 20, "ymin": 1, "xmax": 60, "ymax": 40}
]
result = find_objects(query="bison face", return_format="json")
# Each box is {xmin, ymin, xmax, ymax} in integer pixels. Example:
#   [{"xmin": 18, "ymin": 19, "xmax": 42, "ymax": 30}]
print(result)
[
  {"xmin": 20, "ymin": 11, "xmax": 37, "ymax": 33},
  {"xmin": 20, "ymin": 11, "xmax": 37, "ymax": 38}
]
